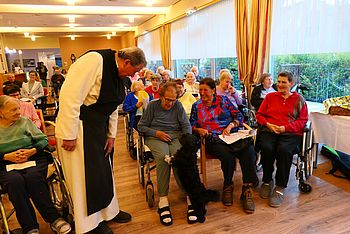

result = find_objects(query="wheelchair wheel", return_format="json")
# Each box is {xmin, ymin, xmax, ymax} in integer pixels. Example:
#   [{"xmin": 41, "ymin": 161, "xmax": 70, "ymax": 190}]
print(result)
[
  {"xmin": 0, "ymin": 200, "xmax": 10, "ymax": 234},
  {"xmin": 146, "ymin": 183, "xmax": 154, "ymax": 208},
  {"xmin": 298, "ymin": 182, "xmax": 312, "ymax": 194},
  {"xmin": 247, "ymin": 109, "xmax": 257, "ymax": 128}
]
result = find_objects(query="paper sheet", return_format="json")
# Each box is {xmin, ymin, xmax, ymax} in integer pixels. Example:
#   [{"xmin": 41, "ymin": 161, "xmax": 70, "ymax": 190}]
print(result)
[
  {"xmin": 6, "ymin": 161, "xmax": 36, "ymax": 172},
  {"xmin": 219, "ymin": 129, "xmax": 256, "ymax": 145}
]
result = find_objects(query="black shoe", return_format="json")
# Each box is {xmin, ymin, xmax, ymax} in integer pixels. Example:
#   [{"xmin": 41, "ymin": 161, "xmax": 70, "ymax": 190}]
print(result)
[
  {"xmin": 111, "ymin": 210, "xmax": 132, "ymax": 223},
  {"xmin": 92, "ymin": 221, "xmax": 113, "ymax": 234},
  {"xmin": 240, "ymin": 185, "xmax": 255, "ymax": 214}
]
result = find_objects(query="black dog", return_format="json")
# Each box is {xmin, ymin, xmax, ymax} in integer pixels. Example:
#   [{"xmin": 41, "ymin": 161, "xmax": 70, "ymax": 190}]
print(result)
[{"xmin": 170, "ymin": 133, "xmax": 220, "ymax": 223}]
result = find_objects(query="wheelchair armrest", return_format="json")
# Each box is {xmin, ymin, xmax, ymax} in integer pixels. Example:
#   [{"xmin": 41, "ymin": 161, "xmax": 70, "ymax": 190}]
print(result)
[
  {"xmin": 45, "ymin": 144, "xmax": 56, "ymax": 152},
  {"xmin": 303, "ymin": 120, "xmax": 311, "ymax": 132}
]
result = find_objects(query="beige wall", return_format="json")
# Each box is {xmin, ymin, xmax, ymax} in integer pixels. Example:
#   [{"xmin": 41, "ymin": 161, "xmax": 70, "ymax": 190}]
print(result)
[
  {"xmin": 120, "ymin": 32, "xmax": 136, "ymax": 48},
  {"xmin": 59, "ymin": 37, "xmax": 124, "ymax": 69},
  {"xmin": 3, "ymin": 36, "xmax": 60, "ymax": 49}
]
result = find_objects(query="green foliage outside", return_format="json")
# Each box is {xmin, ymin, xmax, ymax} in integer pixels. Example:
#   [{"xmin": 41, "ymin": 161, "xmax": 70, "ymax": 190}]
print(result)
[{"xmin": 271, "ymin": 53, "xmax": 350, "ymax": 103}]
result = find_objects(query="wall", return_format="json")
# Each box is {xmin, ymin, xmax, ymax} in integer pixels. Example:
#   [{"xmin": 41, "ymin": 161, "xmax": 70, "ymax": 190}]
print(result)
[
  {"xmin": 6, "ymin": 48, "xmax": 61, "ymax": 73},
  {"xmin": 58, "ymin": 36, "xmax": 123, "ymax": 70},
  {"xmin": 3, "ymin": 36, "xmax": 60, "ymax": 49},
  {"xmin": 120, "ymin": 32, "xmax": 136, "ymax": 48}
]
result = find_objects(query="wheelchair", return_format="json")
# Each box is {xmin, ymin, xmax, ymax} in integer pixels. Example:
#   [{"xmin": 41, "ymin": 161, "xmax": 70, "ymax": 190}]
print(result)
[
  {"xmin": 123, "ymin": 113, "xmax": 138, "ymax": 160},
  {"xmin": 0, "ymin": 147, "xmax": 74, "ymax": 234},
  {"xmin": 136, "ymin": 133, "xmax": 156, "ymax": 208}
]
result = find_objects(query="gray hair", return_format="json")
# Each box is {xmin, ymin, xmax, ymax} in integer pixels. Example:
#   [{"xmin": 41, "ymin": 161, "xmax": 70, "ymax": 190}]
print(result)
[
  {"xmin": 117, "ymin": 46, "xmax": 147, "ymax": 67},
  {"xmin": 0, "ymin": 96, "xmax": 18, "ymax": 112},
  {"xmin": 130, "ymin": 80, "xmax": 144, "ymax": 92}
]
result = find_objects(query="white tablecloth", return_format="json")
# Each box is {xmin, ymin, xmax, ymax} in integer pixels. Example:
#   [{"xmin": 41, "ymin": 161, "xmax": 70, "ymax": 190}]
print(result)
[{"xmin": 310, "ymin": 111, "xmax": 350, "ymax": 154}]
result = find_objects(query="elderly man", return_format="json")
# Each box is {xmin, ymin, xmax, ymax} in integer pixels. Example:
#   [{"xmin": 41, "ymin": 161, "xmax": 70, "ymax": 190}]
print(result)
[
  {"xmin": 55, "ymin": 47, "xmax": 146, "ymax": 234},
  {"xmin": 2, "ymin": 73, "xmax": 22, "ymax": 88}
]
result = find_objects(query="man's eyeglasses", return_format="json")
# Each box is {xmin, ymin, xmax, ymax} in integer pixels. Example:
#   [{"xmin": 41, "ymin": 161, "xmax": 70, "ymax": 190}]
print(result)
[{"xmin": 9, "ymin": 93, "xmax": 20, "ymax": 97}]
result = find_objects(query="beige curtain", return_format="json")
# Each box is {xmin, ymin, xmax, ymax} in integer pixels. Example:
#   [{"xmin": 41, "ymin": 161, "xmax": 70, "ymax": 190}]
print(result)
[
  {"xmin": 159, "ymin": 24, "xmax": 171, "ymax": 70},
  {"xmin": 248, "ymin": 0, "xmax": 272, "ymax": 84},
  {"xmin": 234, "ymin": 0, "xmax": 249, "ymax": 87},
  {"xmin": 235, "ymin": 0, "xmax": 272, "ymax": 101}
]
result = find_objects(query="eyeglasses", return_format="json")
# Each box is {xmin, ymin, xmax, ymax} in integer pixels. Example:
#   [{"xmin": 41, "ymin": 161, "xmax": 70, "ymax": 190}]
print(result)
[
  {"xmin": 9, "ymin": 93, "xmax": 20, "ymax": 97},
  {"xmin": 163, "ymin": 97, "xmax": 177, "ymax": 103}
]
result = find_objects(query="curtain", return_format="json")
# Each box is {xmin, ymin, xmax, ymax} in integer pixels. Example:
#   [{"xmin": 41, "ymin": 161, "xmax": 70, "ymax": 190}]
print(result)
[
  {"xmin": 159, "ymin": 24, "xmax": 172, "ymax": 70},
  {"xmin": 137, "ymin": 29, "xmax": 162, "ymax": 62},
  {"xmin": 234, "ymin": 0, "xmax": 249, "ymax": 85},
  {"xmin": 235, "ymin": 0, "xmax": 272, "ymax": 101},
  {"xmin": 248, "ymin": 0, "xmax": 272, "ymax": 84},
  {"xmin": 171, "ymin": 0, "xmax": 236, "ymax": 60},
  {"xmin": 271, "ymin": 0, "xmax": 350, "ymax": 55}
]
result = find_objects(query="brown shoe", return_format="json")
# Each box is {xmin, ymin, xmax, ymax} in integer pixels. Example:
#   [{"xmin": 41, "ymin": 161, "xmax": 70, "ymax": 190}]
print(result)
[
  {"xmin": 222, "ymin": 184, "xmax": 234, "ymax": 206},
  {"xmin": 240, "ymin": 185, "xmax": 255, "ymax": 214}
]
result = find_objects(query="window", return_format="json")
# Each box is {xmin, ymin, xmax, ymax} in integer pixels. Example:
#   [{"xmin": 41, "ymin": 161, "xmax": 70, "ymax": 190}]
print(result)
[{"xmin": 270, "ymin": 0, "xmax": 350, "ymax": 102}]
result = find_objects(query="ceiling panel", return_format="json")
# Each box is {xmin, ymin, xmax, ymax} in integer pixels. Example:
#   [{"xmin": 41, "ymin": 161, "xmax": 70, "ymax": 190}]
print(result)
[{"xmin": 0, "ymin": 0, "xmax": 179, "ymax": 38}]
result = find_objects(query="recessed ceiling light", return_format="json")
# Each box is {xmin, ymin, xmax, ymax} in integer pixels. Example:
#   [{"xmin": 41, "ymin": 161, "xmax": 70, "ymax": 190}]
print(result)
[
  {"xmin": 70, "ymin": 35, "xmax": 76, "ymax": 40},
  {"xmin": 111, "ymin": 31, "xmax": 116, "ymax": 36},
  {"xmin": 145, "ymin": 0, "xmax": 153, "ymax": 7},
  {"xmin": 107, "ymin": 34, "xmax": 111, "ymax": 40},
  {"xmin": 31, "ymin": 35, "xmax": 36, "ymax": 41},
  {"xmin": 67, "ymin": 0, "xmax": 75, "ymax": 6},
  {"xmin": 128, "ymin": 16, "xmax": 135, "ymax": 23},
  {"xmin": 68, "ymin": 15, "xmax": 75, "ymax": 23},
  {"xmin": 24, "ymin": 32, "xmax": 29, "ymax": 37}
]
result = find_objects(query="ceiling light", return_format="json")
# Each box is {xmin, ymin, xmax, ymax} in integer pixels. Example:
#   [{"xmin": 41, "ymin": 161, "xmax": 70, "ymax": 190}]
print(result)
[
  {"xmin": 107, "ymin": 34, "xmax": 111, "ymax": 40},
  {"xmin": 128, "ymin": 16, "xmax": 135, "ymax": 23},
  {"xmin": 70, "ymin": 35, "xmax": 76, "ymax": 40},
  {"xmin": 18, "ymin": 50, "xmax": 23, "ymax": 55},
  {"xmin": 5, "ymin": 46, "xmax": 9, "ymax": 52},
  {"xmin": 69, "ymin": 24, "xmax": 75, "ymax": 29},
  {"xmin": 24, "ymin": 32, "xmax": 29, "ymax": 37},
  {"xmin": 31, "ymin": 35, "xmax": 36, "ymax": 41},
  {"xmin": 145, "ymin": 0, "xmax": 153, "ymax": 7},
  {"xmin": 67, "ymin": 0, "xmax": 75, "ymax": 6},
  {"xmin": 68, "ymin": 15, "xmax": 75, "ymax": 23},
  {"xmin": 111, "ymin": 31, "xmax": 116, "ymax": 36}
]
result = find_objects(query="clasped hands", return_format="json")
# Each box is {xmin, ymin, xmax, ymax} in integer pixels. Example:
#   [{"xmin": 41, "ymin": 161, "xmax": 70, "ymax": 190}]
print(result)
[
  {"xmin": 266, "ymin": 122, "xmax": 285, "ymax": 134},
  {"xmin": 4, "ymin": 148, "xmax": 37, "ymax": 164}
]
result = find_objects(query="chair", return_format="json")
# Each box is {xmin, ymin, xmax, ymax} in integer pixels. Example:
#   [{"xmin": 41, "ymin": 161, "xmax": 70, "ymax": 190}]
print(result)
[{"xmin": 200, "ymin": 123, "xmax": 253, "ymax": 186}]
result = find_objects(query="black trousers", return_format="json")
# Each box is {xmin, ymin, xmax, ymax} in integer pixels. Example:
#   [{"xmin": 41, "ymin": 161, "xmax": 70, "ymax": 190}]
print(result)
[
  {"xmin": 259, "ymin": 131, "xmax": 302, "ymax": 188},
  {"xmin": 0, "ymin": 158, "xmax": 60, "ymax": 233},
  {"xmin": 206, "ymin": 139, "xmax": 258, "ymax": 187}
]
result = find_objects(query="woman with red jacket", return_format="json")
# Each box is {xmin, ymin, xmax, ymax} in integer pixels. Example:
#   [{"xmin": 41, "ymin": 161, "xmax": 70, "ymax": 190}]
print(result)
[{"xmin": 256, "ymin": 71, "xmax": 308, "ymax": 208}]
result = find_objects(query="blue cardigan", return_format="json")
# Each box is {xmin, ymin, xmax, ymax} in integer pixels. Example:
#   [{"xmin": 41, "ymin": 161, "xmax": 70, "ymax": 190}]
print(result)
[{"xmin": 122, "ymin": 92, "xmax": 153, "ymax": 128}]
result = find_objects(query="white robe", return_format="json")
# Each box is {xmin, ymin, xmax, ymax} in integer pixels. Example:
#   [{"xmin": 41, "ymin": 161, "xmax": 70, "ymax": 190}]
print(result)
[{"xmin": 55, "ymin": 52, "xmax": 119, "ymax": 234}]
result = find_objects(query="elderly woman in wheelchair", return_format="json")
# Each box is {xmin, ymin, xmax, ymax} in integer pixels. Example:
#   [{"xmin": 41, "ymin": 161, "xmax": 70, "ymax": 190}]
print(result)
[
  {"xmin": 138, "ymin": 82, "xmax": 193, "ymax": 226},
  {"xmin": 189, "ymin": 78, "xmax": 258, "ymax": 214},
  {"xmin": 0, "ymin": 96, "xmax": 70, "ymax": 234},
  {"xmin": 256, "ymin": 71, "xmax": 308, "ymax": 208}
]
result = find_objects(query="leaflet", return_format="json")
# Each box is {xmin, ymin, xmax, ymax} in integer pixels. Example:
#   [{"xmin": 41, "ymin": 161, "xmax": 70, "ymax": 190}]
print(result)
[{"xmin": 219, "ymin": 129, "xmax": 256, "ymax": 145}]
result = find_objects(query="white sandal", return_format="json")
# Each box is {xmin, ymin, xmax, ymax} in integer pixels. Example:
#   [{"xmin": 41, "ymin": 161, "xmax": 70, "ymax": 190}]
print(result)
[{"xmin": 50, "ymin": 218, "xmax": 71, "ymax": 234}]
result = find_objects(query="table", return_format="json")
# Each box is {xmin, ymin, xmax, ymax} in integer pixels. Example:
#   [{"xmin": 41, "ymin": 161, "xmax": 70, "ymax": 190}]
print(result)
[{"xmin": 310, "ymin": 111, "xmax": 350, "ymax": 155}]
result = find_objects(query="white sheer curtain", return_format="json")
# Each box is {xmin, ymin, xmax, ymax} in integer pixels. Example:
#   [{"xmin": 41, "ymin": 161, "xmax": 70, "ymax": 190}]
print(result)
[
  {"xmin": 137, "ymin": 29, "xmax": 162, "ymax": 62},
  {"xmin": 171, "ymin": 0, "xmax": 236, "ymax": 60},
  {"xmin": 271, "ymin": 0, "xmax": 350, "ymax": 55}
]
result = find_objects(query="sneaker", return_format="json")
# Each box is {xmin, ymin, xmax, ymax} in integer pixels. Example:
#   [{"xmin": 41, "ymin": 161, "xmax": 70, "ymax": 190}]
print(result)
[
  {"xmin": 269, "ymin": 187, "xmax": 285, "ymax": 208},
  {"xmin": 259, "ymin": 180, "xmax": 274, "ymax": 199},
  {"xmin": 50, "ymin": 218, "xmax": 71, "ymax": 234},
  {"xmin": 222, "ymin": 184, "xmax": 234, "ymax": 206},
  {"xmin": 240, "ymin": 185, "xmax": 255, "ymax": 214}
]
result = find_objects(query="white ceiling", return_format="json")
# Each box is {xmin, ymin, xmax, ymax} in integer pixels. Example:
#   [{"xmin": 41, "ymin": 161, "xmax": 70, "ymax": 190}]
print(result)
[{"xmin": 0, "ymin": 0, "xmax": 179, "ymax": 38}]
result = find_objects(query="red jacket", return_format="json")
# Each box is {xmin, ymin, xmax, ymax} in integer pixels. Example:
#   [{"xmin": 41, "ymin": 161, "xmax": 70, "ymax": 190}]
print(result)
[{"xmin": 256, "ymin": 92, "xmax": 308, "ymax": 135}]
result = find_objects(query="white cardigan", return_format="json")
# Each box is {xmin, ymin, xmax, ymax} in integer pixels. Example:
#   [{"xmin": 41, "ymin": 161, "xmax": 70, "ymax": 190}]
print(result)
[{"xmin": 21, "ymin": 81, "xmax": 44, "ymax": 99}]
